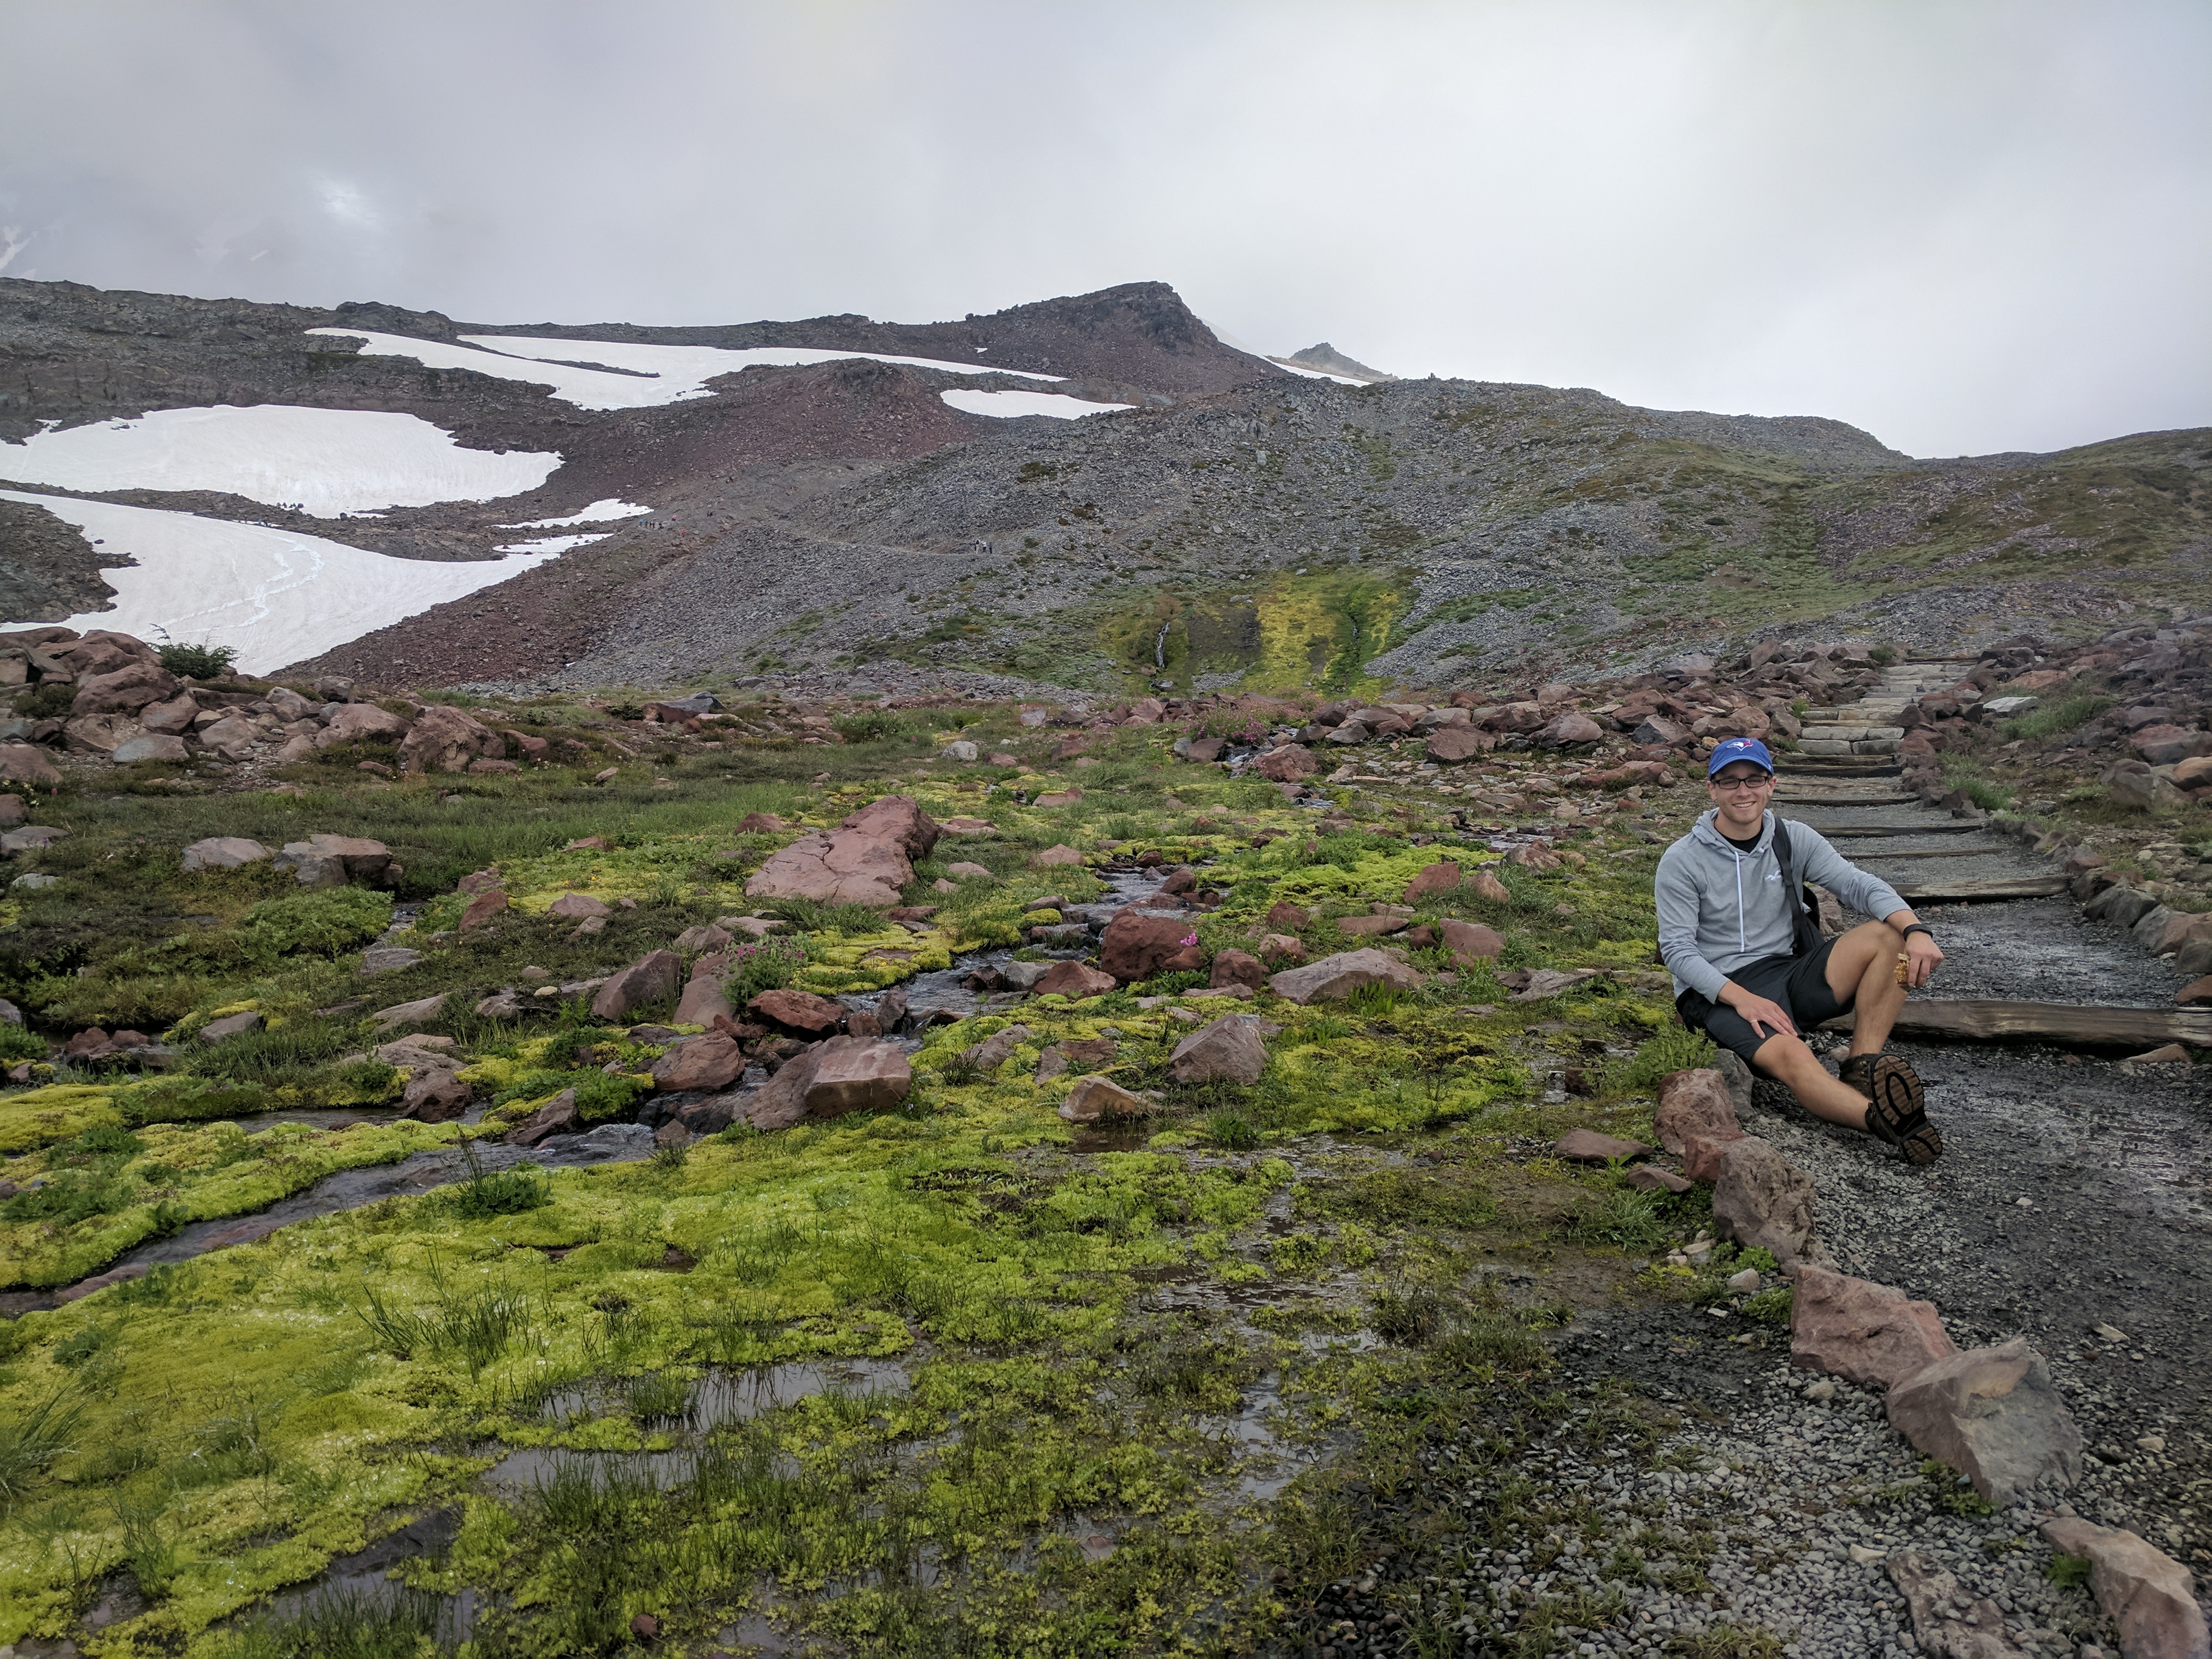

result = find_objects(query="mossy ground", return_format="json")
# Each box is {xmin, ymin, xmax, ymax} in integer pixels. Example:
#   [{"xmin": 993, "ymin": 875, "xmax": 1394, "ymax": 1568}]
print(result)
[{"xmin": 1, "ymin": 701, "xmax": 1748, "ymax": 1657}]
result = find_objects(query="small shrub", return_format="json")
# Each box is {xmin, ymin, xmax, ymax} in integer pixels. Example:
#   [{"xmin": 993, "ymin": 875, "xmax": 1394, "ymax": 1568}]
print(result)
[
  {"xmin": 16, "ymin": 682, "xmax": 78, "ymax": 719},
  {"xmin": 112, "ymin": 1076, "xmax": 269, "ymax": 1127},
  {"xmin": 1742, "ymin": 1285, "xmax": 1793, "ymax": 1324},
  {"xmin": 1561, "ymin": 1189, "xmax": 1672, "ymax": 1252},
  {"xmin": 237, "ymin": 888, "xmax": 393, "ymax": 962},
  {"xmin": 444, "ymin": 1139, "xmax": 551, "ymax": 1219},
  {"xmin": 0, "ymin": 1022, "xmax": 45, "ymax": 1063},
  {"xmin": 157, "ymin": 642, "xmax": 239, "ymax": 679},
  {"xmin": 835, "ymin": 710, "xmax": 919, "ymax": 744}
]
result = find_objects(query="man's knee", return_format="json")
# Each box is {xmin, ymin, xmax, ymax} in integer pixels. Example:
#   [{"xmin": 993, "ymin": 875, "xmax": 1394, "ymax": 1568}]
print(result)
[
  {"xmin": 1750, "ymin": 1033, "xmax": 1815, "ymax": 1079},
  {"xmin": 1846, "ymin": 918, "xmax": 1905, "ymax": 953}
]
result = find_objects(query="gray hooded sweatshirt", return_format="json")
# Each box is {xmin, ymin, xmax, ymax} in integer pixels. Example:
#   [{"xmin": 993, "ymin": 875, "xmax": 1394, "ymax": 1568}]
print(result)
[{"xmin": 1654, "ymin": 809, "xmax": 1909, "ymax": 1002}]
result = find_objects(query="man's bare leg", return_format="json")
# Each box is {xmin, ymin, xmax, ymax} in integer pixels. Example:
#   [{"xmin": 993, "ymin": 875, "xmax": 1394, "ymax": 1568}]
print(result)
[
  {"xmin": 1749, "ymin": 1033, "xmax": 1870, "ymax": 1129},
  {"xmin": 1824, "ymin": 920, "xmax": 1908, "ymax": 1054}
]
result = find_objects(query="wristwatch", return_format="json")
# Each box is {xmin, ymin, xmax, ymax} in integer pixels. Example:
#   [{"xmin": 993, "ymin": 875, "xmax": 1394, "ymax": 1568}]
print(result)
[{"xmin": 1901, "ymin": 923, "xmax": 1935, "ymax": 942}]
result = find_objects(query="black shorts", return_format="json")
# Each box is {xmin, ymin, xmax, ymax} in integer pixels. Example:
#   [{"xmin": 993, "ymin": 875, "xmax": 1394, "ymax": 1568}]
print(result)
[{"xmin": 1675, "ymin": 938, "xmax": 1848, "ymax": 1067}]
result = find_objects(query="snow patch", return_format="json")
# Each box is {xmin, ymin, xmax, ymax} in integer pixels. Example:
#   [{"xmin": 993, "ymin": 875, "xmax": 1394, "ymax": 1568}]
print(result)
[
  {"xmin": 0, "ymin": 404, "xmax": 560, "ymax": 517},
  {"xmin": 938, "ymin": 389, "xmax": 1134, "ymax": 421},
  {"xmin": 1264, "ymin": 357, "xmax": 1364, "ymax": 385},
  {"xmin": 0, "ymin": 490, "xmax": 567, "ymax": 675},
  {"xmin": 306, "ymin": 327, "xmax": 1060, "ymax": 411},
  {"xmin": 499, "ymin": 497, "xmax": 652, "ymax": 528},
  {"xmin": 493, "ymin": 533, "xmax": 613, "ymax": 554}
]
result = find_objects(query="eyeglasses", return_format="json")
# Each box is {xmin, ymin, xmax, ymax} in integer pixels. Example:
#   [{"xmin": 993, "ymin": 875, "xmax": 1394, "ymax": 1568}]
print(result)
[{"xmin": 1710, "ymin": 773, "xmax": 1773, "ymax": 793}]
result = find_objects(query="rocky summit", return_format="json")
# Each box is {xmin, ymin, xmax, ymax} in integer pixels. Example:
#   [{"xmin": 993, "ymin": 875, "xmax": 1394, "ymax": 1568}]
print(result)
[{"xmin": 0, "ymin": 276, "xmax": 2207, "ymax": 1659}]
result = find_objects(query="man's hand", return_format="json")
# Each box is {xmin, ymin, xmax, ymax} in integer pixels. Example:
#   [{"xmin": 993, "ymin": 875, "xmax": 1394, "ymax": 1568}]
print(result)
[
  {"xmin": 1721, "ymin": 984, "xmax": 1796, "ymax": 1039},
  {"xmin": 1905, "ymin": 930, "xmax": 1944, "ymax": 989}
]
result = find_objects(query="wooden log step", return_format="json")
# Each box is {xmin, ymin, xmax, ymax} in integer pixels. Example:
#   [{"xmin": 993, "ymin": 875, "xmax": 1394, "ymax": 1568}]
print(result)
[
  {"xmin": 1791, "ymin": 820, "xmax": 1989, "ymax": 837},
  {"xmin": 1775, "ymin": 794, "xmax": 1918, "ymax": 807},
  {"xmin": 1851, "ymin": 845, "xmax": 2032, "ymax": 861},
  {"xmin": 1890, "ymin": 875, "xmax": 2070, "ymax": 902},
  {"xmin": 1825, "ymin": 999, "xmax": 2212, "ymax": 1050}
]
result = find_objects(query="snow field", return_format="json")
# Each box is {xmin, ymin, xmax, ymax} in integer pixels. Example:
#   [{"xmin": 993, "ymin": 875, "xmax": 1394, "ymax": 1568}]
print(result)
[
  {"xmin": 0, "ymin": 405, "xmax": 560, "ymax": 517},
  {"xmin": 938, "ymin": 389, "xmax": 1134, "ymax": 420},
  {"xmin": 493, "ymin": 533, "xmax": 614, "ymax": 554},
  {"xmin": 305, "ymin": 328, "xmax": 1061, "ymax": 411},
  {"xmin": 1, "ymin": 490, "xmax": 567, "ymax": 675}
]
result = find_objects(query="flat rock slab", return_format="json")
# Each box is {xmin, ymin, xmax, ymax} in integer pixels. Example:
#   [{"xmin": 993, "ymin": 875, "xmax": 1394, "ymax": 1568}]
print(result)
[
  {"xmin": 1268, "ymin": 948, "xmax": 1422, "ymax": 1005},
  {"xmin": 1552, "ymin": 1129, "xmax": 1650, "ymax": 1163},
  {"xmin": 1885, "ymin": 1338, "xmax": 2082, "ymax": 1508}
]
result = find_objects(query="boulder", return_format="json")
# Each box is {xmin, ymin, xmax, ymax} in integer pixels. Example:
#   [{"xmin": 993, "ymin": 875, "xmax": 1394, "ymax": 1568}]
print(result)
[
  {"xmin": 1789, "ymin": 1264, "xmax": 1957, "ymax": 1389},
  {"xmin": 1266, "ymin": 899, "xmax": 1311, "ymax": 931},
  {"xmin": 1208, "ymin": 948, "xmax": 1268, "ymax": 992},
  {"xmin": 1533, "ymin": 711, "xmax": 1603, "ymax": 749},
  {"xmin": 839, "ymin": 794, "xmax": 940, "ymax": 861},
  {"xmin": 1655, "ymin": 1068, "xmax": 1744, "ymax": 1176},
  {"xmin": 361, "ymin": 946, "xmax": 422, "ymax": 975},
  {"xmin": 1885, "ymin": 1338, "xmax": 2082, "ymax": 1507},
  {"xmin": 1709, "ymin": 1136, "xmax": 1815, "ymax": 1262},
  {"xmin": 1268, "ymin": 948, "xmax": 1423, "ymax": 1005},
  {"xmin": 1713, "ymin": 1049, "xmax": 1755, "ymax": 1117},
  {"xmin": 1404, "ymin": 860, "xmax": 1461, "ymax": 900},
  {"xmin": 460, "ymin": 890, "xmax": 508, "ymax": 931},
  {"xmin": 749, "ymin": 987, "xmax": 845, "ymax": 1036},
  {"xmin": 2103, "ymin": 758, "xmax": 2186, "ymax": 813},
  {"xmin": 1552, "ymin": 1129, "xmax": 1649, "ymax": 1162},
  {"xmin": 2133, "ymin": 725, "xmax": 2212, "ymax": 766},
  {"xmin": 960, "ymin": 1024, "xmax": 1032, "ymax": 1072},
  {"xmin": 398, "ymin": 704, "xmax": 503, "ymax": 773},
  {"xmin": 743, "ymin": 1036, "xmax": 911, "ymax": 1130},
  {"xmin": 0, "ymin": 743, "xmax": 60, "ymax": 787},
  {"xmin": 1425, "ymin": 725, "xmax": 1494, "ymax": 763},
  {"xmin": 1256, "ymin": 933, "xmax": 1305, "ymax": 963},
  {"xmin": 1057, "ymin": 1073, "xmax": 1151, "ymax": 1123},
  {"xmin": 315, "ymin": 702, "xmax": 410, "ymax": 749},
  {"xmin": 1633, "ymin": 715, "xmax": 1691, "ymax": 747},
  {"xmin": 745, "ymin": 796, "xmax": 937, "ymax": 908},
  {"xmin": 182, "ymin": 836, "xmax": 271, "ymax": 872},
  {"xmin": 274, "ymin": 833, "xmax": 392, "ymax": 890},
  {"xmin": 673, "ymin": 968, "xmax": 734, "ymax": 1027},
  {"xmin": 368, "ymin": 993, "xmax": 447, "ymax": 1033},
  {"xmin": 1168, "ymin": 1014, "xmax": 1269, "ymax": 1085},
  {"xmin": 401, "ymin": 1068, "xmax": 473, "ymax": 1122},
  {"xmin": 1099, "ymin": 912, "xmax": 1206, "ymax": 983},
  {"xmin": 2178, "ymin": 974, "xmax": 2212, "ymax": 1008},
  {"xmin": 2037, "ymin": 1517, "xmax": 2209, "ymax": 1659},
  {"xmin": 943, "ymin": 739, "xmax": 978, "ymax": 762},
  {"xmin": 109, "ymin": 730, "xmax": 190, "ymax": 766},
  {"xmin": 1336, "ymin": 914, "xmax": 1407, "ymax": 937},
  {"xmin": 591, "ymin": 950, "xmax": 683, "ymax": 1021},
  {"xmin": 507, "ymin": 1089, "xmax": 583, "ymax": 1146},
  {"xmin": 1031, "ymin": 960, "xmax": 1118, "ymax": 999},
  {"xmin": 72, "ymin": 661, "xmax": 184, "ymax": 717},
  {"xmin": 548, "ymin": 892, "xmax": 611, "ymax": 919},
  {"xmin": 1470, "ymin": 869, "xmax": 1511, "ymax": 902},
  {"xmin": 63, "ymin": 712, "xmax": 144, "ymax": 756},
  {"xmin": 2086, "ymin": 883, "xmax": 2161, "ymax": 930},
  {"xmin": 1437, "ymin": 919, "xmax": 1504, "ymax": 961},
  {"xmin": 997, "ymin": 960, "xmax": 1055, "ymax": 992},
  {"xmin": 1032, "ymin": 844, "xmax": 1086, "ymax": 868},
  {"xmin": 1252, "ymin": 742, "xmax": 1319, "ymax": 781},
  {"xmin": 2134, "ymin": 908, "xmax": 2212, "ymax": 957},
  {"xmin": 198, "ymin": 1010, "xmax": 264, "ymax": 1042},
  {"xmin": 197, "ymin": 715, "xmax": 260, "ymax": 760},
  {"xmin": 673, "ymin": 923, "xmax": 734, "ymax": 955},
  {"xmin": 650, "ymin": 1032, "xmax": 746, "ymax": 1092}
]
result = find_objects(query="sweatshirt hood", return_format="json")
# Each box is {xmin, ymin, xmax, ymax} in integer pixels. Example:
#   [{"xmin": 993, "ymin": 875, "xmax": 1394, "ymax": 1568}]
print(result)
[{"xmin": 1689, "ymin": 807, "xmax": 1774, "ymax": 855}]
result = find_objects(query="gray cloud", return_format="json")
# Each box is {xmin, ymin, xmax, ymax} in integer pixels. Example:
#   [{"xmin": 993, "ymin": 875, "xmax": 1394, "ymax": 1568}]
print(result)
[{"xmin": 3, "ymin": 0, "xmax": 2205, "ymax": 457}]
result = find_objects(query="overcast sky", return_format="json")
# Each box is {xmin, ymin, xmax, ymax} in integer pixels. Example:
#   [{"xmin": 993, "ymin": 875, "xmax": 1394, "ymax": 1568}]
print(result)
[{"xmin": 3, "ymin": 1, "xmax": 2206, "ymax": 458}]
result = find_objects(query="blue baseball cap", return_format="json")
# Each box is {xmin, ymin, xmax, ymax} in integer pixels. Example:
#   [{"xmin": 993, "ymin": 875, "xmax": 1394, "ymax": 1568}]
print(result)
[{"xmin": 1707, "ymin": 737, "xmax": 1775, "ymax": 777}]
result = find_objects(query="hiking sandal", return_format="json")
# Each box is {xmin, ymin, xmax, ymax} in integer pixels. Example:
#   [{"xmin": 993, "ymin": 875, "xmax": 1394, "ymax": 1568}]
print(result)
[{"xmin": 1838, "ymin": 1053, "xmax": 1943, "ymax": 1164}]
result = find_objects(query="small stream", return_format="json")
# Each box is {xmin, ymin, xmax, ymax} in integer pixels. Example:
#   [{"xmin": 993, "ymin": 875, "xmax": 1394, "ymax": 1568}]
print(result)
[{"xmin": 11, "ymin": 864, "xmax": 1182, "ymax": 1311}]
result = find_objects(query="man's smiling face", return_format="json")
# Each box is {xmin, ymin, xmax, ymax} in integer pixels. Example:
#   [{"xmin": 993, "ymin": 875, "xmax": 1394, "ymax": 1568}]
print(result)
[{"xmin": 1708, "ymin": 760, "xmax": 1774, "ymax": 834}]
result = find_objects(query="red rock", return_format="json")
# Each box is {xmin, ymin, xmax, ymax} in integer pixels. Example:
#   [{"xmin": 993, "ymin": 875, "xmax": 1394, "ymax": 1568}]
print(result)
[
  {"xmin": 840, "ymin": 794, "xmax": 939, "ymax": 861},
  {"xmin": 1268, "ymin": 948, "xmax": 1422, "ymax": 1004},
  {"xmin": 70, "ymin": 660, "xmax": 183, "ymax": 716},
  {"xmin": 506, "ymin": 1089, "xmax": 582, "ymax": 1146},
  {"xmin": 1553, "ymin": 1129, "xmax": 1650, "ymax": 1162},
  {"xmin": 1209, "ymin": 948, "xmax": 1268, "ymax": 992},
  {"xmin": 1655, "ymin": 1068, "xmax": 1744, "ymax": 1174},
  {"xmin": 1256, "ymin": 933, "xmax": 1305, "ymax": 963},
  {"xmin": 502, "ymin": 729, "xmax": 549, "ymax": 762},
  {"xmin": 651, "ymin": 1032, "xmax": 746, "ymax": 1092},
  {"xmin": 591, "ymin": 950, "xmax": 683, "ymax": 1021},
  {"xmin": 402, "ymin": 1068, "xmax": 473, "ymax": 1122},
  {"xmin": 1437, "ymin": 919, "xmax": 1504, "ymax": 960},
  {"xmin": 1425, "ymin": 725, "xmax": 1494, "ymax": 763},
  {"xmin": 65, "ymin": 1027, "xmax": 110, "ymax": 1056},
  {"xmin": 398, "ymin": 705, "xmax": 504, "ymax": 774},
  {"xmin": 1788, "ymin": 1265, "xmax": 1957, "ymax": 1389},
  {"xmin": 1404, "ymin": 860, "xmax": 1461, "ymax": 900},
  {"xmin": 548, "ymin": 892, "xmax": 611, "ymax": 918},
  {"xmin": 317, "ymin": 703, "xmax": 411, "ymax": 749},
  {"xmin": 2037, "ymin": 1517, "xmax": 2209, "ymax": 1659},
  {"xmin": 1265, "ymin": 899, "xmax": 1311, "ymax": 931},
  {"xmin": 2178, "ymin": 975, "xmax": 2212, "ymax": 1008},
  {"xmin": 1886, "ymin": 1339, "xmax": 2082, "ymax": 1507},
  {"xmin": 736, "ymin": 812, "xmax": 786, "ymax": 833},
  {"xmin": 744, "ymin": 1036, "xmax": 911, "ymax": 1129},
  {"xmin": 1057, "ymin": 1073, "xmax": 1150, "ymax": 1123},
  {"xmin": 2132, "ymin": 724, "xmax": 2212, "ymax": 766},
  {"xmin": 1709, "ymin": 1136, "xmax": 1816, "ymax": 1263},
  {"xmin": 1626, "ymin": 1165, "xmax": 1693, "ymax": 1194},
  {"xmin": 0, "ymin": 743, "xmax": 62, "ymax": 789},
  {"xmin": 1033, "ymin": 960, "xmax": 1118, "ymax": 999},
  {"xmin": 1470, "ymin": 869, "xmax": 1510, "ymax": 903},
  {"xmin": 460, "ymin": 890, "xmax": 508, "ymax": 931},
  {"xmin": 749, "ymin": 988, "xmax": 844, "ymax": 1035},
  {"xmin": 567, "ymin": 836, "xmax": 613, "ymax": 850},
  {"xmin": 1534, "ymin": 712, "xmax": 1603, "ymax": 748},
  {"xmin": 1169, "ymin": 1014, "xmax": 1269, "ymax": 1084},
  {"xmin": 456, "ymin": 868, "xmax": 503, "ymax": 894},
  {"xmin": 1255, "ymin": 743, "xmax": 1318, "ymax": 780},
  {"xmin": 1099, "ymin": 912, "xmax": 1205, "ymax": 983},
  {"xmin": 673, "ymin": 968, "xmax": 733, "ymax": 1027}
]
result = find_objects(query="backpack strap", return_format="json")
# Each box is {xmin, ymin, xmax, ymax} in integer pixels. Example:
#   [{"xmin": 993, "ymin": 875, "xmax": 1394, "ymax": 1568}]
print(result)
[{"xmin": 1772, "ymin": 819, "xmax": 1825, "ymax": 958}]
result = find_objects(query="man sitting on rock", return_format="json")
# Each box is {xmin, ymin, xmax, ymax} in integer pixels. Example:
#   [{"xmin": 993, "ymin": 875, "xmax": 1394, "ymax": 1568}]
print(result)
[{"xmin": 1655, "ymin": 737, "xmax": 1945, "ymax": 1163}]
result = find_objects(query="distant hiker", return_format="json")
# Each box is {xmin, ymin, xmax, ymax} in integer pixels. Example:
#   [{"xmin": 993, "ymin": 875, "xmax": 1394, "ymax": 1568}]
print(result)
[{"xmin": 1655, "ymin": 737, "xmax": 1944, "ymax": 1162}]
